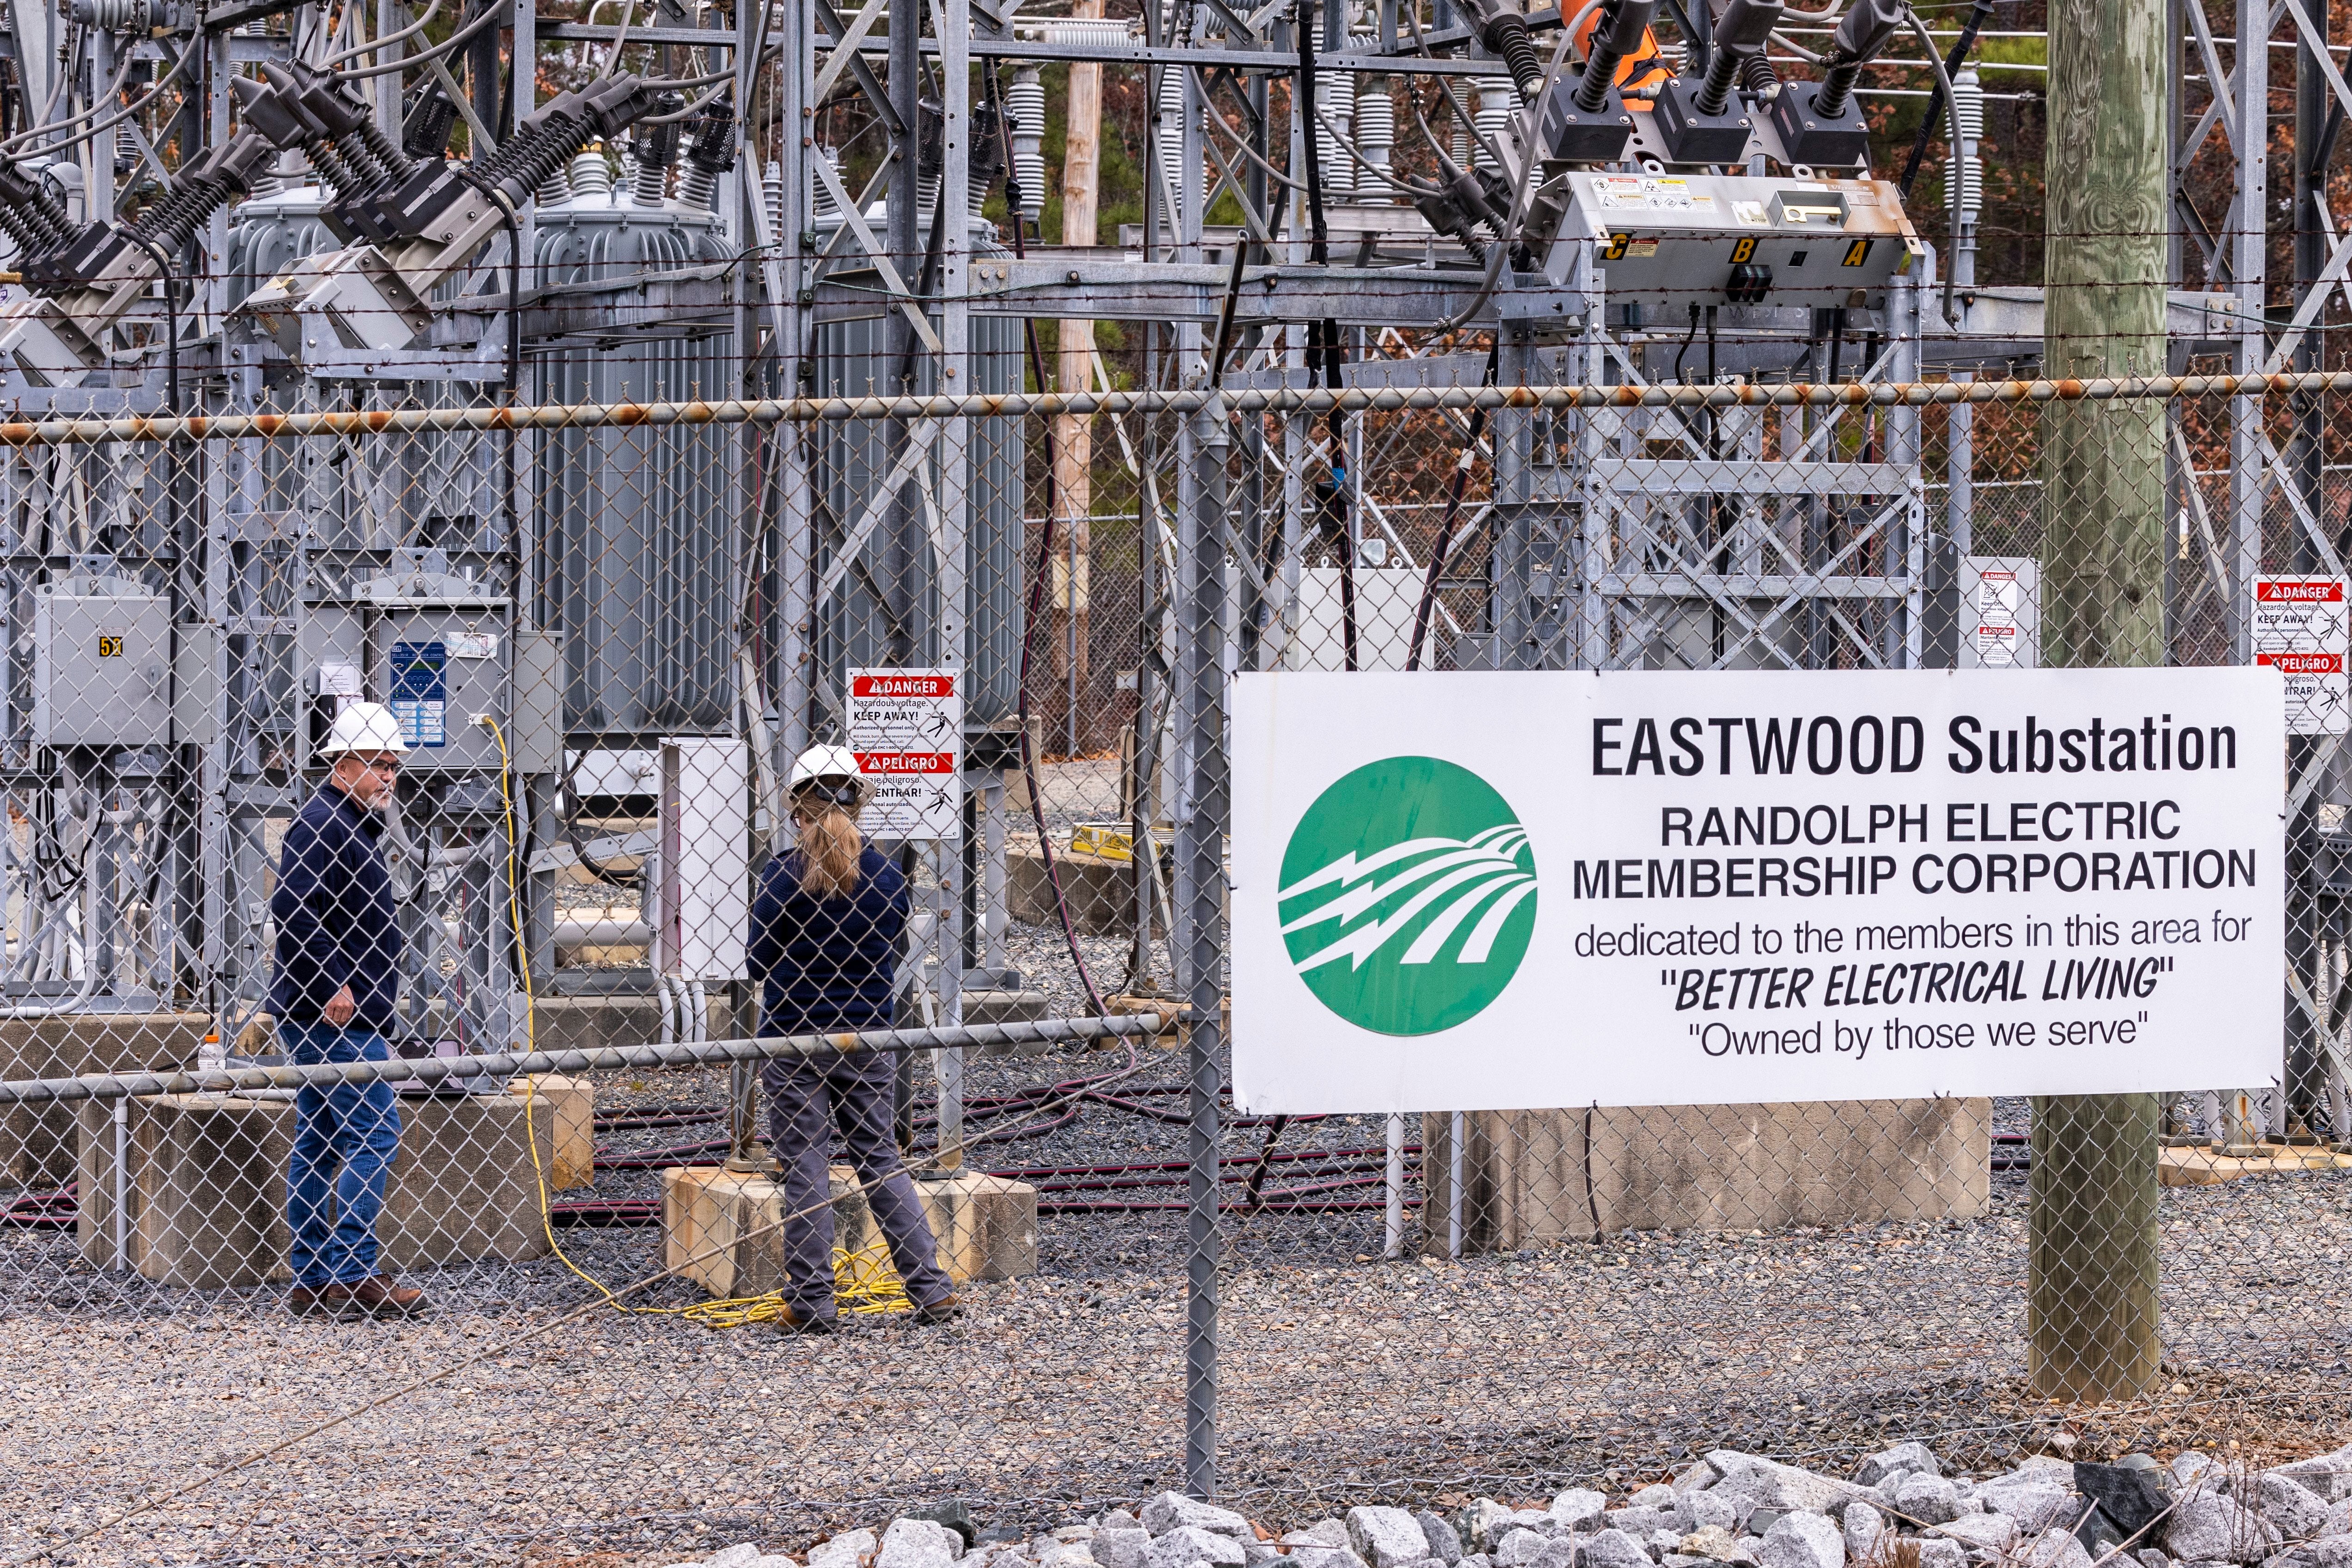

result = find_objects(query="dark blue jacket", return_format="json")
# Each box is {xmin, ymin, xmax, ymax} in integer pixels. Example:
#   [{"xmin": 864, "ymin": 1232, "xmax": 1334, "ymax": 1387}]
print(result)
[
  {"xmin": 269, "ymin": 785, "xmax": 403, "ymax": 1031},
  {"xmin": 746, "ymin": 846, "xmax": 909, "ymax": 1035}
]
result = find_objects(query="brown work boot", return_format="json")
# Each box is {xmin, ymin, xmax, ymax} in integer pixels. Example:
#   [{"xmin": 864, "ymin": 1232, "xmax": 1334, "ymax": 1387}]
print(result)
[
  {"xmin": 287, "ymin": 1284, "xmax": 362, "ymax": 1320},
  {"xmin": 771, "ymin": 1301, "xmax": 834, "ymax": 1336},
  {"xmin": 321, "ymin": 1274, "xmax": 428, "ymax": 1319},
  {"xmin": 913, "ymin": 1293, "xmax": 963, "ymax": 1325}
]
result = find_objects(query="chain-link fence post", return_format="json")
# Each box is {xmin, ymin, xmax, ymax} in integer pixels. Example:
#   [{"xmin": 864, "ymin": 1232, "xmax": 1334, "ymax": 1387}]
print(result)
[
  {"xmin": 1181, "ymin": 396, "xmax": 1231, "ymax": 1497},
  {"xmin": 2028, "ymin": 0, "xmax": 2168, "ymax": 1401}
]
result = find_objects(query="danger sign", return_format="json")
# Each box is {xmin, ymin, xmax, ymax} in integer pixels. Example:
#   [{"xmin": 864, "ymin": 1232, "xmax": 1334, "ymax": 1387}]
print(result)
[
  {"xmin": 847, "ymin": 667, "xmax": 962, "ymax": 840},
  {"xmin": 2252, "ymin": 576, "xmax": 2348, "ymax": 735}
]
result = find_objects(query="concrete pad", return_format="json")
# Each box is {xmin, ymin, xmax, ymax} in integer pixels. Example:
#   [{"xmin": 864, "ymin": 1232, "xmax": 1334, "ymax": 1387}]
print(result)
[
  {"xmin": 3, "ymin": 1012, "xmax": 209, "ymax": 1188},
  {"xmin": 74, "ymin": 1090, "xmax": 555, "ymax": 1287},
  {"xmin": 2160, "ymin": 1144, "xmax": 2352, "ymax": 1185},
  {"xmin": 1421, "ymin": 1097, "xmax": 1993, "ymax": 1249},
  {"xmin": 509, "ymin": 1073, "xmax": 595, "ymax": 1190}
]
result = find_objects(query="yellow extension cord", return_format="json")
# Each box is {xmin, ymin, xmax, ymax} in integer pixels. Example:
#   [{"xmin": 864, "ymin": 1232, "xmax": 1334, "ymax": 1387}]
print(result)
[{"xmin": 478, "ymin": 714, "xmax": 910, "ymax": 1323}]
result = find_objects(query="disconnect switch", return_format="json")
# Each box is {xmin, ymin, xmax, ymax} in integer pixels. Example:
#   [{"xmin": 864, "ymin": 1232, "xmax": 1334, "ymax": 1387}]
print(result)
[{"xmin": 32, "ymin": 581, "xmax": 170, "ymax": 747}]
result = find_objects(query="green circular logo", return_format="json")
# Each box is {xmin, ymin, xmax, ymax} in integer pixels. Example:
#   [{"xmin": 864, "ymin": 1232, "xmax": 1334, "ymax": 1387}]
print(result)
[{"xmin": 1278, "ymin": 756, "xmax": 1537, "ymax": 1036}]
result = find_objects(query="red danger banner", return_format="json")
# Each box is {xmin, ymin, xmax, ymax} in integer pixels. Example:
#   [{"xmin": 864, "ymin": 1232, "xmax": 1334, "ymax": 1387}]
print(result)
[
  {"xmin": 2256, "ymin": 580, "xmax": 2346, "ymax": 603},
  {"xmin": 2259, "ymin": 652, "xmax": 2345, "ymax": 675},
  {"xmin": 852, "ymin": 674, "xmax": 956, "ymax": 698},
  {"xmin": 855, "ymin": 751, "xmax": 956, "ymax": 775}
]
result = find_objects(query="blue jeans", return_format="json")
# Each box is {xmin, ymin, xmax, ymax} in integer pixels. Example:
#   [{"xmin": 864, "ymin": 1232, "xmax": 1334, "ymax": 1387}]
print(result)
[{"xmin": 282, "ymin": 1023, "xmax": 404, "ymax": 1288}]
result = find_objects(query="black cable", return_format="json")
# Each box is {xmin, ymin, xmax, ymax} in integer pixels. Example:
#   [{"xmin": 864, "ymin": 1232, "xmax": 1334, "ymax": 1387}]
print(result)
[
  {"xmin": 1897, "ymin": 0, "xmax": 1992, "ymax": 201},
  {"xmin": 986, "ymin": 65, "xmax": 1105, "ymax": 1016},
  {"xmin": 1405, "ymin": 340, "xmax": 1500, "ymax": 671},
  {"xmin": 1298, "ymin": 0, "xmax": 1330, "ymax": 267},
  {"xmin": 1672, "ymin": 301, "xmax": 1700, "ymax": 383}
]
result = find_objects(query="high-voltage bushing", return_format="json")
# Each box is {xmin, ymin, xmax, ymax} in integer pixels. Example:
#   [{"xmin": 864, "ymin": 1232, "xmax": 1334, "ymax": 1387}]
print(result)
[
  {"xmin": 1458, "ymin": 0, "xmax": 1549, "ymax": 101},
  {"xmin": 0, "ymin": 133, "xmax": 273, "ymax": 382},
  {"xmin": 1652, "ymin": 0, "xmax": 1782, "ymax": 164},
  {"xmin": 238, "ymin": 73, "xmax": 676, "ymax": 358},
  {"xmin": 1542, "ymin": 0, "xmax": 1651, "ymax": 161},
  {"xmin": 676, "ymin": 104, "xmax": 736, "ymax": 213},
  {"xmin": 1769, "ymin": 0, "xmax": 1905, "ymax": 167}
]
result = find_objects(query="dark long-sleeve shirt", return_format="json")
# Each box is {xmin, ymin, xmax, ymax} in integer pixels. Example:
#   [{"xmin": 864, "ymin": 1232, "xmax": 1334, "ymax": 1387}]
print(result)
[
  {"xmin": 269, "ymin": 785, "xmax": 403, "ymax": 1032},
  {"xmin": 746, "ymin": 846, "xmax": 909, "ymax": 1035}
]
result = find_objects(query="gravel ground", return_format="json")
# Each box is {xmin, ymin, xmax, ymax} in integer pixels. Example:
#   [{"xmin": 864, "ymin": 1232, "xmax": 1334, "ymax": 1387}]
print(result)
[{"xmin": 10, "ymin": 1057, "xmax": 2352, "ymax": 1568}]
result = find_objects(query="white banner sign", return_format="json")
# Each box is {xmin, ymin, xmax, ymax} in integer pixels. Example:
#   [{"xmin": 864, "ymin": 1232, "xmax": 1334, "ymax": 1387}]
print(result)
[
  {"xmin": 847, "ymin": 667, "xmax": 962, "ymax": 840},
  {"xmin": 1231, "ymin": 668, "xmax": 2284, "ymax": 1114}
]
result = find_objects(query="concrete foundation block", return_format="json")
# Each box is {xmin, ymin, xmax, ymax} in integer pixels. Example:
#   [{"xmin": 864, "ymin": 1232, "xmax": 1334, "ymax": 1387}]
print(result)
[
  {"xmin": 661, "ymin": 1162, "xmax": 1036, "ymax": 1299},
  {"xmin": 3, "ymin": 1012, "xmax": 210, "ymax": 1189},
  {"xmin": 1421, "ymin": 1097, "xmax": 1991, "ymax": 1250},
  {"xmin": 74, "ymin": 1090, "xmax": 556, "ymax": 1287},
  {"xmin": 525, "ymin": 992, "xmax": 742, "ymax": 1053},
  {"xmin": 1009, "ymin": 844, "xmax": 1139, "ymax": 937},
  {"xmin": 911, "ymin": 1168, "xmax": 1039, "ymax": 1282},
  {"xmin": 509, "ymin": 1074, "xmax": 595, "ymax": 1190}
]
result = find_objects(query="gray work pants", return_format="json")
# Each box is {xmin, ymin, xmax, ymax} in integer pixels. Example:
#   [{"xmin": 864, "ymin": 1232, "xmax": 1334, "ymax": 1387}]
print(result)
[{"xmin": 762, "ymin": 1052, "xmax": 955, "ymax": 1322}]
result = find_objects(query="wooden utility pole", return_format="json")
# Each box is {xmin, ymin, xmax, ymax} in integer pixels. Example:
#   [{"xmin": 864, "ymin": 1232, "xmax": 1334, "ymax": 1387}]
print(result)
[
  {"xmin": 1053, "ymin": 0, "xmax": 1105, "ymax": 754},
  {"xmin": 2029, "ymin": 0, "xmax": 2168, "ymax": 1401}
]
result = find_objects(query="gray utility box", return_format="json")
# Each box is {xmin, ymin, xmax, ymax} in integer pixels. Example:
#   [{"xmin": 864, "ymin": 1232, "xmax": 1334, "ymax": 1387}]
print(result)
[
  {"xmin": 32, "ymin": 581, "xmax": 170, "ymax": 746},
  {"xmin": 366, "ymin": 606, "xmax": 511, "ymax": 773}
]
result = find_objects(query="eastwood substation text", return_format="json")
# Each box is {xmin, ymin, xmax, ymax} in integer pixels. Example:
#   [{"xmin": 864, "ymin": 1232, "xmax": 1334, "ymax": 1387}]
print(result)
[{"xmin": 1575, "ymin": 711, "xmax": 2256, "ymax": 903}]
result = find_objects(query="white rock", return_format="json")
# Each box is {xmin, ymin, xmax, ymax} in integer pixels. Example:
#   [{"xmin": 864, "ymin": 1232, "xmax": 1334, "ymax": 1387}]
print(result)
[
  {"xmin": 1612, "ymin": 1511, "xmax": 1677, "ymax": 1538},
  {"xmin": 1632, "ymin": 1489, "xmax": 1681, "ymax": 1511},
  {"xmin": 1241, "ymin": 1545, "xmax": 1280, "ymax": 1566},
  {"xmin": 1582, "ymin": 1530, "xmax": 1652, "ymax": 1568},
  {"xmin": 879, "ymin": 1522, "xmax": 963, "ymax": 1568},
  {"xmin": 2282, "ymin": 1536, "xmax": 2352, "ymax": 1568},
  {"xmin": 1843, "ymin": 1502, "xmax": 1885, "ymax": 1563},
  {"xmin": 2169, "ymin": 1496, "xmax": 2280, "ymax": 1565},
  {"xmin": 1353, "ymin": 1509, "xmax": 1437, "ymax": 1568},
  {"xmin": 1678, "ymin": 1529, "xmax": 1749, "ymax": 1565},
  {"xmin": 709, "ymin": 1548, "xmax": 770, "ymax": 1568},
  {"xmin": 2263, "ymin": 1476, "xmax": 2336, "ymax": 1542},
  {"xmin": 814, "ymin": 1531, "xmax": 883, "ymax": 1568},
  {"xmin": 2175, "ymin": 1457, "xmax": 2226, "ymax": 1493},
  {"xmin": 1143, "ymin": 1497, "xmax": 1254, "ymax": 1541},
  {"xmin": 1872, "ymin": 1474, "xmax": 1913, "ymax": 1509},
  {"xmin": 1147, "ymin": 1530, "xmax": 1248, "ymax": 1568},
  {"xmin": 1416, "ymin": 1515, "xmax": 1465, "ymax": 1567},
  {"xmin": 1978, "ymin": 1486, "xmax": 2080, "ymax": 1537},
  {"xmin": 1710, "ymin": 1455, "xmax": 1871, "ymax": 1520},
  {"xmin": 1859, "ymin": 1445, "xmax": 1944, "ymax": 1488},
  {"xmin": 1100, "ymin": 1534, "xmax": 1153, "ymax": 1568},
  {"xmin": 1651, "ymin": 1531, "xmax": 1690, "ymax": 1558},
  {"xmin": 1311, "ymin": 1526, "xmax": 1361, "ymax": 1551},
  {"xmin": 1497, "ymin": 1532, "xmax": 1551, "ymax": 1568},
  {"xmin": 1681, "ymin": 1495, "xmax": 1742, "ymax": 1536},
  {"xmin": 1554, "ymin": 1494, "xmax": 1610, "ymax": 1532},
  {"xmin": 1929, "ymin": 1513, "xmax": 2020, "ymax": 1556},
  {"xmin": 1462, "ymin": 1508, "xmax": 1517, "ymax": 1556},
  {"xmin": 1677, "ymin": 1464, "xmax": 1725, "ymax": 1496},
  {"xmin": 1896, "ymin": 1476, "xmax": 1962, "ymax": 1527},
  {"xmin": 2273, "ymin": 1459, "xmax": 2352, "ymax": 1507},
  {"xmin": 1915, "ymin": 1544, "xmax": 1966, "ymax": 1568},
  {"xmin": 1757, "ymin": 1512, "xmax": 1844, "ymax": 1568},
  {"xmin": 1289, "ymin": 1550, "xmax": 1372, "ymax": 1568},
  {"xmin": 2017, "ymin": 1531, "xmax": 2094, "ymax": 1568}
]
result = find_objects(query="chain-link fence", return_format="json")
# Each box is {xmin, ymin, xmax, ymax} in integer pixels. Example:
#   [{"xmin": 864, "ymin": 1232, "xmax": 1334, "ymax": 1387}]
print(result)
[{"xmin": 5, "ymin": 371, "xmax": 2352, "ymax": 1566}]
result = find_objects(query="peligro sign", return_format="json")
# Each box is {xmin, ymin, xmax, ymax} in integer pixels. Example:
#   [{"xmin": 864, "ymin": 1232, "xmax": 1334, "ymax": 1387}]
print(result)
[{"xmin": 1229, "ymin": 668, "xmax": 2284, "ymax": 1114}]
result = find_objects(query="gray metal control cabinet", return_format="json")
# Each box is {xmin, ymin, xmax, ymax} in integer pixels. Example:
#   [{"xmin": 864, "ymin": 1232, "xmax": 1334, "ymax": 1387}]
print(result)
[{"xmin": 31, "ymin": 578, "xmax": 172, "ymax": 747}]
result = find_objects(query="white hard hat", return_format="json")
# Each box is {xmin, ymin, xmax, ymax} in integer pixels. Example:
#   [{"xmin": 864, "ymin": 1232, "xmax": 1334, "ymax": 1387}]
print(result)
[
  {"xmin": 788, "ymin": 743, "xmax": 868, "ymax": 808},
  {"xmin": 322, "ymin": 700, "xmax": 409, "ymax": 758}
]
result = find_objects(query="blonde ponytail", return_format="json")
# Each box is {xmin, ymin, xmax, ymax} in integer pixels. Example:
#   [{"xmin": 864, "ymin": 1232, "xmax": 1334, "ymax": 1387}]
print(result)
[{"xmin": 795, "ymin": 803, "xmax": 864, "ymax": 898}]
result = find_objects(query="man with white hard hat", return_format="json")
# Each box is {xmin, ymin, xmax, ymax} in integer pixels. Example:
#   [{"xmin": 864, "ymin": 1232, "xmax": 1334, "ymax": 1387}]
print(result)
[{"xmin": 268, "ymin": 700, "xmax": 426, "ymax": 1319}]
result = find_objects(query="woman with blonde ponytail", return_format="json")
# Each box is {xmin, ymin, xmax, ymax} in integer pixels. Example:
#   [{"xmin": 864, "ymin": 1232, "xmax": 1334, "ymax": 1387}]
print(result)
[{"xmin": 744, "ymin": 744, "xmax": 959, "ymax": 1334}]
